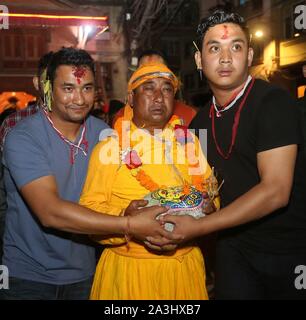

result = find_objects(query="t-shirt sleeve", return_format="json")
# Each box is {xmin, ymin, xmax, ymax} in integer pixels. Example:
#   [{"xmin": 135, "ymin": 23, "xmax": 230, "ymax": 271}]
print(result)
[
  {"xmin": 256, "ymin": 88, "xmax": 301, "ymax": 153},
  {"xmin": 3, "ymin": 129, "xmax": 53, "ymax": 189}
]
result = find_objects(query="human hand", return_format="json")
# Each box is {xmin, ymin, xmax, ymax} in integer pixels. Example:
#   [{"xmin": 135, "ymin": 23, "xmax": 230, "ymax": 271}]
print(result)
[
  {"xmin": 124, "ymin": 199, "xmax": 149, "ymax": 216},
  {"xmin": 128, "ymin": 204, "xmax": 184, "ymax": 243},
  {"xmin": 203, "ymin": 200, "xmax": 217, "ymax": 215},
  {"xmin": 144, "ymin": 239, "xmax": 178, "ymax": 252},
  {"xmin": 146, "ymin": 214, "xmax": 202, "ymax": 246}
]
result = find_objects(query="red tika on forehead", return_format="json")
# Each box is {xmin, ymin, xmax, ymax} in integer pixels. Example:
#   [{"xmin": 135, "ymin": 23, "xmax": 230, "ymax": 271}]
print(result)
[
  {"xmin": 72, "ymin": 66, "xmax": 87, "ymax": 85},
  {"xmin": 221, "ymin": 25, "xmax": 229, "ymax": 40}
]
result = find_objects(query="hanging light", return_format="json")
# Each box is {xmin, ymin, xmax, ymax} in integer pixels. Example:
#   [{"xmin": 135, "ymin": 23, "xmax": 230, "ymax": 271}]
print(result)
[{"xmin": 255, "ymin": 30, "xmax": 264, "ymax": 38}]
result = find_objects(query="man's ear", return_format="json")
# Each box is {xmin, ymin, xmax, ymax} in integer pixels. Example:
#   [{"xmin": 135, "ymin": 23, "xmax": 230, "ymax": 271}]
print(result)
[
  {"xmin": 194, "ymin": 51, "xmax": 202, "ymax": 70},
  {"xmin": 33, "ymin": 76, "xmax": 39, "ymax": 91},
  {"xmin": 128, "ymin": 91, "xmax": 134, "ymax": 107},
  {"xmin": 247, "ymin": 47, "xmax": 254, "ymax": 67}
]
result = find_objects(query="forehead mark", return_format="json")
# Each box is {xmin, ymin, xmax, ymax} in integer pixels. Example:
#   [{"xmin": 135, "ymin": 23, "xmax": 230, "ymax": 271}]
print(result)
[
  {"xmin": 72, "ymin": 66, "xmax": 87, "ymax": 85},
  {"xmin": 221, "ymin": 25, "xmax": 229, "ymax": 40}
]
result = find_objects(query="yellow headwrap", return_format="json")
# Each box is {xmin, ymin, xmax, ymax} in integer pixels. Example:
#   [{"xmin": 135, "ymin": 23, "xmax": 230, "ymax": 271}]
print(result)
[
  {"xmin": 128, "ymin": 62, "xmax": 179, "ymax": 93},
  {"xmin": 123, "ymin": 63, "xmax": 180, "ymax": 120}
]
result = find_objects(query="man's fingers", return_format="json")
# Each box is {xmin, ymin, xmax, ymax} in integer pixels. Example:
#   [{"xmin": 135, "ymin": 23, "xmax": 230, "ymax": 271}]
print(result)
[
  {"xmin": 157, "ymin": 228, "xmax": 176, "ymax": 239},
  {"xmin": 125, "ymin": 200, "xmax": 149, "ymax": 215},
  {"xmin": 127, "ymin": 202, "xmax": 169, "ymax": 218},
  {"xmin": 144, "ymin": 241, "xmax": 177, "ymax": 252},
  {"xmin": 144, "ymin": 241, "xmax": 164, "ymax": 251},
  {"xmin": 146, "ymin": 235, "xmax": 178, "ymax": 246},
  {"xmin": 145, "ymin": 236, "xmax": 167, "ymax": 246},
  {"xmin": 161, "ymin": 244, "xmax": 177, "ymax": 251},
  {"xmin": 147, "ymin": 230, "xmax": 184, "ymax": 244},
  {"xmin": 129, "ymin": 199, "xmax": 148, "ymax": 209},
  {"xmin": 140, "ymin": 205, "xmax": 169, "ymax": 217},
  {"xmin": 159, "ymin": 213, "xmax": 176, "ymax": 223}
]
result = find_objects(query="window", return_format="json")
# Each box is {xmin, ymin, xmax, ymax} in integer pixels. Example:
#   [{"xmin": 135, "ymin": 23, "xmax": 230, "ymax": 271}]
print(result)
[
  {"xmin": 0, "ymin": 28, "xmax": 47, "ymax": 70},
  {"xmin": 27, "ymin": 34, "xmax": 45, "ymax": 60},
  {"xmin": 26, "ymin": 36, "xmax": 35, "ymax": 59},
  {"xmin": 3, "ymin": 34, "xmax": 22, "ymax": 59}
]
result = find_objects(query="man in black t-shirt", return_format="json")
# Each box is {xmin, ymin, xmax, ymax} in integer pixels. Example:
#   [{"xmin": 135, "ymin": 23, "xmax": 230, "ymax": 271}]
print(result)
[{"xmin": 152, "ymin": 10, "xmax": 306, "ymax": 299}]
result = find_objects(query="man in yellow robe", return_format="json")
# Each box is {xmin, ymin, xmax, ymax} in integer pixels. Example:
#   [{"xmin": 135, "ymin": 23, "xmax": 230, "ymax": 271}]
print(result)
[{"xmin": 80, "ymin": 62, "xmax": 219, "ymax": 300}]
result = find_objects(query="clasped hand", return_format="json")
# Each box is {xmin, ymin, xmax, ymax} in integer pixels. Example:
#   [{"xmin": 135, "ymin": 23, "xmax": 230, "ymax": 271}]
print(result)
[{"xmin": 124, "ymin": 200, "xmax": 182, "ymax": 251}]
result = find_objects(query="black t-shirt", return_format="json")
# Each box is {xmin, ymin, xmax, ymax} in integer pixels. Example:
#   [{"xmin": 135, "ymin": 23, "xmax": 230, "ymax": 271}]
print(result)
[{"xmin": 190, "ymin": 79, "xmax": 306, "ymax": 253}]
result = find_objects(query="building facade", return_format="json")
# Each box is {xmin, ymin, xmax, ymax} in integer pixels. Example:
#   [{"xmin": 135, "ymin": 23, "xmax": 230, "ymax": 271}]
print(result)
[
  {"xmin": 234, "ymin": 0, "xmax": 306, "ymax": 97},
  {"xmin": 196, "ymin": 0, "xmax": 305, "ymax": 99},
  {"xmin": 1, "ymin": 0, "xmax": 304, "ymax": 108},
  {"xmin": 0, "ymin": 0, "xmax": 128, "ymax": 102}
]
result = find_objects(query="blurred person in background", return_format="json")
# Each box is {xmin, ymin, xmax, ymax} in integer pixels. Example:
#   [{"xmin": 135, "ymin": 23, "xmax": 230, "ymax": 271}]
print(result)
[{"xmin": 0, "ymin": 52, "xmax": 54, "ymax": 151}]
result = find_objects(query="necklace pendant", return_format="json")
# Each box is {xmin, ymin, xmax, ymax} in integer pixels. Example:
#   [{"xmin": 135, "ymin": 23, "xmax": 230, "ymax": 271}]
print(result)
[{"xmin": 216, "ymin": 111, "xmax": 222, "ymax": 118}]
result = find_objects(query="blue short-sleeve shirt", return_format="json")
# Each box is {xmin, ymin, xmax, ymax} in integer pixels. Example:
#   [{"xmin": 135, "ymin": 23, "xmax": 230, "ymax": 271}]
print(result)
[{"xmin": 2, "ymin": 109, "xmax": 108, "ymax": 284}]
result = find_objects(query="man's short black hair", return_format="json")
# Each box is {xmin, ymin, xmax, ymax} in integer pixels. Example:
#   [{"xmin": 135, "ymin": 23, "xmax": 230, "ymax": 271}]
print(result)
[
  {"xmin": 138, "ymin": 49, "xmax": 168, "ymax": 65},
  {"xmin": 47, "ymin": 47, "xmax": 95, "ymax": 85},
  {"xmin": 37, "ymin": 51, "xmax": 53, "ymax": 77},
  {"xmin": 196, "ymin": 9, "xmax": 251, "ymax": 49}
]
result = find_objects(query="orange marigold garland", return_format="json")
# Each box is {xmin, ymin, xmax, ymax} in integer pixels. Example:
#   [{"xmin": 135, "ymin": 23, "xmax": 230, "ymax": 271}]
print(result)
[
  {"xmin": 134, "ymin": 169, "xmax": 159, "ymax": 192},
  {"xmin": 116, "ymin": 114, "xmax": 215, "ymax": 195}
]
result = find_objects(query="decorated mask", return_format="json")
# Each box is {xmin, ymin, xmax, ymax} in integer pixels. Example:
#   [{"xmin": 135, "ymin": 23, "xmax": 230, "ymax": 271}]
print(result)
[{"xmin": 144, "ymin": 186, "xmax": 211, "ymax": 231}]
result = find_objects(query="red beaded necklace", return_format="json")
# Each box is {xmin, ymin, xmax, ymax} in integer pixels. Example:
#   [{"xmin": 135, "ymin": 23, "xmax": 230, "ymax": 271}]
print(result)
[
  {"xmin": 43, "ymin": 109, "xmax": 88, "ymax": 164},
  {"xmin": 209, "ymin": 77, "xmax": 255, "ymax": 159}
]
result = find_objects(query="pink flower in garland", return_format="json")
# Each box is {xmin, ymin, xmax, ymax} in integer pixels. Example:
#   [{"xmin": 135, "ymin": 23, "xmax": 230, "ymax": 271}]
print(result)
[
  {"xmin": 124, "ymin": 150, "xmax": 142, "ymax": 169},
  {"xmin": 174, "ymin": 124, "xmax": 194, "ymax": 144}
]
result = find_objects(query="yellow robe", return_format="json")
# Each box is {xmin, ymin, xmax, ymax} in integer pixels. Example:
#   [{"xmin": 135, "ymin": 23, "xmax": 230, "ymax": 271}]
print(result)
[{"xmin": 80, "ymin": 126, "xmax": 216, "ymax": 300}]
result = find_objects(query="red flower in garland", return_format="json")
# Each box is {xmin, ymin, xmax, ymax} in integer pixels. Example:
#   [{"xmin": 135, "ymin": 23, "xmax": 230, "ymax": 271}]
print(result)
[
  {"xmin": 174, "ymin": 124, "xmax": 194, "ymax": 144},
  {"xmin": 124, "ymin": 150, "xmax": 142, "ymax": 169}
]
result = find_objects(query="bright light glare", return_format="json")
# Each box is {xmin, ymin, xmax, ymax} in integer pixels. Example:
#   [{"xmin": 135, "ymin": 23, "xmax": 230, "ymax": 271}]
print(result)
[
  {"xmin": 84, "ymin": 25, "xmax": 93, "ymax": 33},
  {"xmin": 255, "ymin": 30, "xmax": 263, "ymax": 38}
]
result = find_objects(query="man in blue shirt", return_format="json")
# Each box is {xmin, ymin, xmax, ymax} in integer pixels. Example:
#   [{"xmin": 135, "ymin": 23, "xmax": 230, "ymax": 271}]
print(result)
[{"xmin": 1, "ymin": 47, "xmax": 172, "ymax": 300}]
